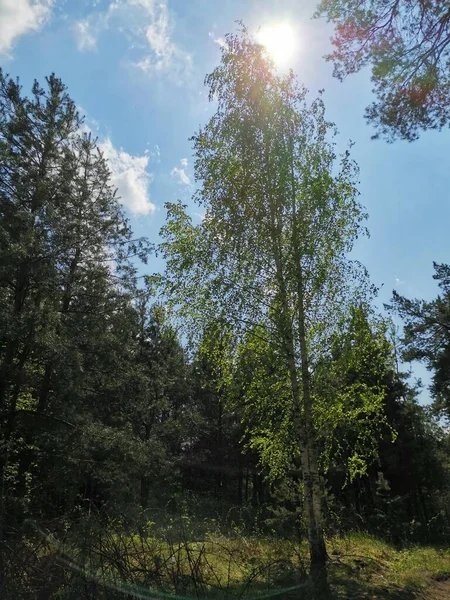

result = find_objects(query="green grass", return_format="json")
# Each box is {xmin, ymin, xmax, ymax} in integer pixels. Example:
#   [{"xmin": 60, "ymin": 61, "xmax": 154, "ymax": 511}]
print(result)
[
  {"xmin": 100, "ymin": 531, "xmax": 450, "ymax": 598},
  {"xmin": 27, "ymin": 529, "xmax": 450, "ymax": 599},
  {"xmin": 327, "ymin": 532, "xmax": 450, "ymax": 598}
]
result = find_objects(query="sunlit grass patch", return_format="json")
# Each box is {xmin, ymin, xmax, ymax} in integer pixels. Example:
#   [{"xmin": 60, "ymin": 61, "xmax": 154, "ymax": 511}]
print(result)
[{"xmin": 327, "ymin": 532, "xmax": 450, "ymax": 597}]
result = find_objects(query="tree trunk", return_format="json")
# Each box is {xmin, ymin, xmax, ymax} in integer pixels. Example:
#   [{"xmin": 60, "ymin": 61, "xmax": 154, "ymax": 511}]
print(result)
[
  {"xmin": 216, "ymin": 399, "xmax": 223, "ymax": 492},
  {"xmin": 288, "ymin": 132, "xmax": 329, "ymax": 592},
  {"xmin": 237, "ymin": 455, "xmax": 243, "ymax": 505},
  {"xmin": 276, "ymin": 279, "xmax": 328, "ymax": 587},
  {"xmin": 295, "ymin": 270, "xmax": 328, "ymax": 586},
  {"xmin": 298, "ymin": 437, "xmax": 328, "ymax": 588},
  {"xmin": 268, "ymin": 230, "xmax": 328, "ymax": 582},
  {"xmin": 252, "ymin": 472, "xmax": 258, "ymax": 507},
  {"xmin": 37, "ymin": 363, "xmax": 53, "ymax": 413},
  {"xmin": 140, "ymin": 477, "xmax": 150, "ymax": 510},
  {"xmin": 245, "ymin": 465, "xmax": 249, "ymax": 503},
  {"xmin": 269, "ymin": 221, "xmax": 329, "ymax": 592},
  {"xmin": 140, "ymin": 423, "xmax": 151, "ymax": 510}
]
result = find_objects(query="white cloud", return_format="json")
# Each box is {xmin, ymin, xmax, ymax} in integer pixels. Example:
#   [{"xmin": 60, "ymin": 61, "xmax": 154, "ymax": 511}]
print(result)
[
  {"xmin": 144, "ymin": 143, "xmax": 161, "ymax": 162},
  {"xmin": 77, "ymin": 115, "xmax": 156, "ymax": 216},
  {"xmin": 73, "ymin": 0, "xmax": 191, "ymax": 82},
  {"xmin": 74, "ymin": 19, "xmax": 97, "ymax": 51},
  {"xmin": 208, "ymin": 31, "xmax": 227, "ymax": 49},
  {"xmin": 133, "ymin": 0, "xmax": 191, "ymax": 78},
  {"xmin": 394, "ymin": 277, "xmax": 405, "ymax": 286},
  {"xmin": 171, "ymin": 166, "xmax": 191, "ymax": 186},
  {"xmin": 171, "ymin": 158, "xmax": 191, "ymax": 186},
  {"xmin": 0, "ymin": 0, "xmax": 54, "ymax": 56},
  {"xmin": 99, "ymin": 138, "xmax": 156, "ymax": 215}
]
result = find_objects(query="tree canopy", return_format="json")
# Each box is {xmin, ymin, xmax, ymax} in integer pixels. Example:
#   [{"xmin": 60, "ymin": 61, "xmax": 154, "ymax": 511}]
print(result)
[
  {"xmin": 390, "ymin": 262, "xmax": 450, "ymax": 418},
  {"xmin": 316, "ymin": 0, "xmax": 450, "ymax": 141}
]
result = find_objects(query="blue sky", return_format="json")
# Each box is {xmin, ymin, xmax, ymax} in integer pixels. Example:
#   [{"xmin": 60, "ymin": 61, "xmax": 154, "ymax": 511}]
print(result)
[{"xmin": 2, "ymin": 0, "xmax": 449, "ymax": 401}]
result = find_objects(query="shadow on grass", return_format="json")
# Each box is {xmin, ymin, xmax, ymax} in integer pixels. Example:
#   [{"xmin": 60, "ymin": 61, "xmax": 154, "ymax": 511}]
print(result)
[
  {"xmin": 222, "ymin": 568, "xmax": 422, "ymax": 600},
  {"xmin": 329, "ymin": 575, "xmax": 420, "ymax": 600},
  {"xmin": 323, "ymin": 558, "xmax": 422, "ymax": 600}
]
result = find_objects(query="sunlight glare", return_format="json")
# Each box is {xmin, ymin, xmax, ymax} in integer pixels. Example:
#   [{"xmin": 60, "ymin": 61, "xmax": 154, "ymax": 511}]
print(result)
[{"xmin": 257, "ymin": 22, "xmax": 298, "ymax": 68}]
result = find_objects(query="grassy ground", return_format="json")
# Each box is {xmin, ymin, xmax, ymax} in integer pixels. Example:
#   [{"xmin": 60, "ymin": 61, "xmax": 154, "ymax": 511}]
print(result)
[
  {"xmin": 205, "ymin": 533, "xmax": 450, "ymax": 599},
  {"xmin": 13, "ymin": 528, "xmax": 450, "ymax": 599},
  {"xmin": 326, "ymin": 533, "xmax": 450, "ymax": 599},
  {"xmin": 78, "ymin": 530, "xmax": 450, "ymax": 599}
]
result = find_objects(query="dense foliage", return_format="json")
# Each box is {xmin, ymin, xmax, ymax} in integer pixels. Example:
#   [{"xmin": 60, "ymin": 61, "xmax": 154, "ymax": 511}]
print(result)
[{"xmin": 0, "ymin": 29, "xmax": 449, "ymax": 599}]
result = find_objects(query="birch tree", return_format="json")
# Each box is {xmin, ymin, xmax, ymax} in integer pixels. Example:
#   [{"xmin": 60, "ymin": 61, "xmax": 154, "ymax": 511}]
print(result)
[{"xmin": 159, "ymin": 27, "xmax": 369, "ymax": 590}]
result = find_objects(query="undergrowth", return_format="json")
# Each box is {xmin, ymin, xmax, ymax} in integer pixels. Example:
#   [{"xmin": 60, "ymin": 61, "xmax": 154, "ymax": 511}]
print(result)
[{"xmin": 2, "ymin": 524, "xmax": 450, "ymax": 599}]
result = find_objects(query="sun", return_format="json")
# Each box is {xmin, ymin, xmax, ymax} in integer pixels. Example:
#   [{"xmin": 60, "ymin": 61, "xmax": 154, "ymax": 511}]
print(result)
[{"xmin": 257, "ymin": 22, "xmax": 297, "ymax": 68}]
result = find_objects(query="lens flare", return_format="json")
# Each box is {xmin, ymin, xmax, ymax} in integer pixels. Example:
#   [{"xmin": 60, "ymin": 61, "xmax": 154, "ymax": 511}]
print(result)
[{"xmin": 257, "ymin": 22, "xmax": 297, "ymax": 67}]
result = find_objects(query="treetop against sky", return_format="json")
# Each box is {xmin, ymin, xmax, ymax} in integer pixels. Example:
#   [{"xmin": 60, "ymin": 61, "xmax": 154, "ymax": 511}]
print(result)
[{"xmin": 2, "ymin": 0, "xmax": 449, "ymax": 400}]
